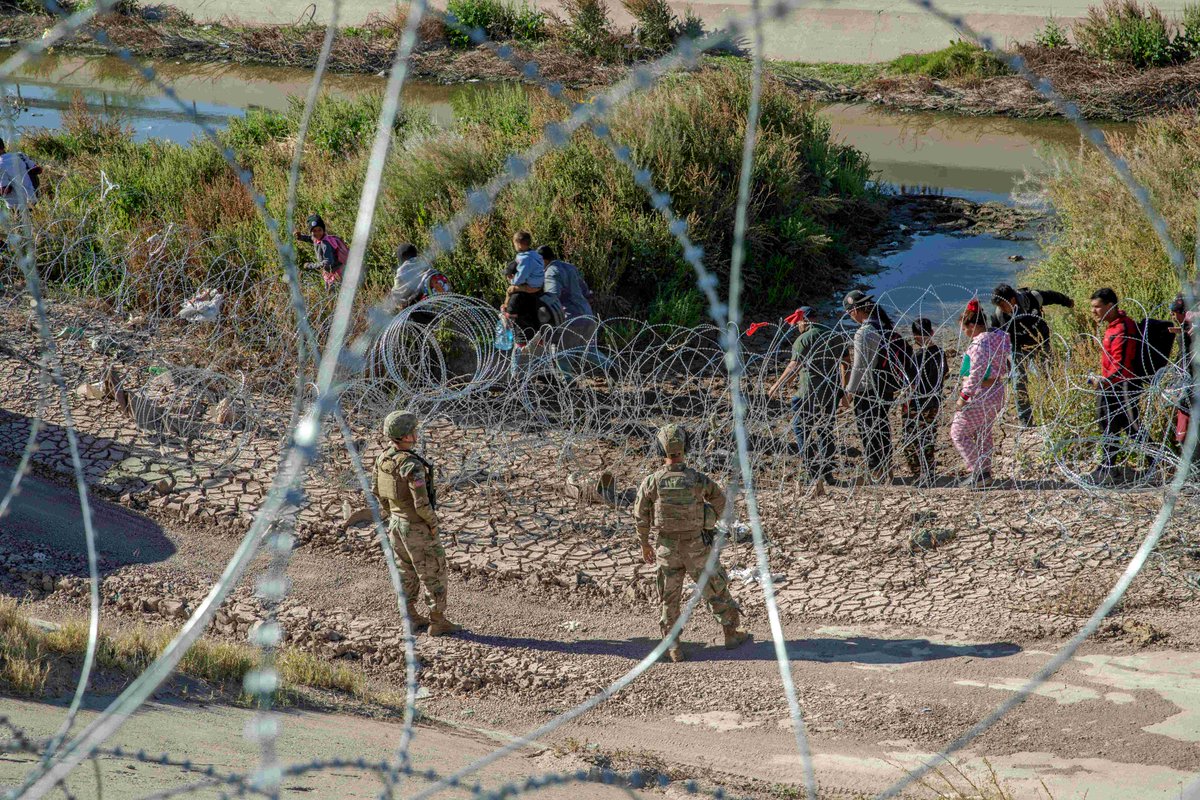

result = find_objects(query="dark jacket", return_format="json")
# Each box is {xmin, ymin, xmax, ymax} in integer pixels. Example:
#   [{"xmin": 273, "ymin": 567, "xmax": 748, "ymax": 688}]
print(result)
[
  {"xmin": 296, "ymin": 233, "xmax": 338, "ymax": 272},
  {"xmin": 910, "ymin": 343, "xmax": 948, "ymax": 411},
  {"xmin": 990, "ymin": 288, "xmax": 1073, "ymax": 356}
]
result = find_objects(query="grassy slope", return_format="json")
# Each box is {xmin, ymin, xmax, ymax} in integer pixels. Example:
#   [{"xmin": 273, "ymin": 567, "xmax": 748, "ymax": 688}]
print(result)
[
  {"xmin": 1025, "ymin": 111, "xmax": 1198, "ymax": 311},
  {"xmin": 19, "ymin": 70, "xmax": 880, "ymax": 329}
]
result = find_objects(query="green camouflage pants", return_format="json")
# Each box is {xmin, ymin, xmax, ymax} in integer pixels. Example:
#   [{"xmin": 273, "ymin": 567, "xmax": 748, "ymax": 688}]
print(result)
[
  {"xmin": 389, "ymin": 517, "xmax": 448, "ymax": 615},
  {"xmin": 655, "ymin": 534, "xmax": 739, "ymax": 631}
]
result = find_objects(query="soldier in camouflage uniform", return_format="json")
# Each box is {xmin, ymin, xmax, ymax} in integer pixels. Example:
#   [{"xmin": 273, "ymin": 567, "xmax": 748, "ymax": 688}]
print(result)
[
  {"xmin": 373, "ymin": 411, "xmax": 462, "ymax": 636},
  {"xmin": 634, "ymin": 425, "xmax": 751, "ymax": 662}
]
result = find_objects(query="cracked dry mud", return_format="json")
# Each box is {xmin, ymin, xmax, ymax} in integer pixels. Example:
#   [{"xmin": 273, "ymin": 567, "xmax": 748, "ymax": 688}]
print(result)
[{"xmin": 2, "ymin": 301, "xmax": 1199, "ymax": 799}]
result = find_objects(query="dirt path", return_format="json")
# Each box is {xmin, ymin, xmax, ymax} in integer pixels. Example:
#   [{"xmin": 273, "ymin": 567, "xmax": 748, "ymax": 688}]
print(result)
[
  {"xmin": 0, "ymin": 695, "xmax": 609, "ymax": 800},
  {"xmin": 5, "ymin": 469, "xmax": 1199, "ymax": 799}
]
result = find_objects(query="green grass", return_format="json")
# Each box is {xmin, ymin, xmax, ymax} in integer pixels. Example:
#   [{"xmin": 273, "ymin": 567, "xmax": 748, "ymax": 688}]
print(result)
[
  {"xmin": 765, "ymin": 59, "xmax": 886, "ymax": 85},
  {"xmin": 886, "ymin": 39, "xmax": 1011, "ymax": 80},
  {"xmin": 21, "ymin": 70, "xmax": 878, "ymax": 329}
]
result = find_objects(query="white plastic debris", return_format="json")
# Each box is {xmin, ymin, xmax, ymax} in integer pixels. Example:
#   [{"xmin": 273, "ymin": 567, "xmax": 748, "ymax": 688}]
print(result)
[
  {"xmin": 727, "ymin": 566, "xmax": 784, "ymax": 585},
  {"xmin": 715, "ymin": 520, "xmax": 755, "ymax": 544},
  {"xmin": 178, "ymin": 289, "xmax": 224, "ymax": 323}
]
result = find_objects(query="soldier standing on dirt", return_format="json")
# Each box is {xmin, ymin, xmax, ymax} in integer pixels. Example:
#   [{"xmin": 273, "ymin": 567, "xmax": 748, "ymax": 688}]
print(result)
[
  {"xmin": 373, "ymin": 411, "xmax": 462, "ymax": 637},
  {"xmin": 633, "ymin": 425, "xmax": 750, "ymax": 663}
]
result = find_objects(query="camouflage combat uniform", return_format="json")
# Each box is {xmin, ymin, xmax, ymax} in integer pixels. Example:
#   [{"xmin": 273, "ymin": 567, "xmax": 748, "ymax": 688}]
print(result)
[
  {"xmin": 634, "ymin": 462, "xmax": 740, "ymax": 635},
  {"xmin": 373, "ymin": 411, "xmax": 459, "ymax": 635}
]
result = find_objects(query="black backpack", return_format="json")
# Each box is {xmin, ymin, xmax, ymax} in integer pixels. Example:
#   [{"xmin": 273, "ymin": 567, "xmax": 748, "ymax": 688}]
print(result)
[
  {"xmin": 873, "ymin": 327, "xmax": 916, "ymax": 397},
  {"xmin": 1135, "ymin": 318, "xmax": 1176, "ymax": 379}
]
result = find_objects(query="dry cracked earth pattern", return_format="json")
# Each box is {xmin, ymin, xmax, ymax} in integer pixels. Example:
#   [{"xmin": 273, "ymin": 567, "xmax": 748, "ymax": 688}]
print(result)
[{"xmin": 1, "ymin": 299, "xmax": 1199, "ymax": 799}]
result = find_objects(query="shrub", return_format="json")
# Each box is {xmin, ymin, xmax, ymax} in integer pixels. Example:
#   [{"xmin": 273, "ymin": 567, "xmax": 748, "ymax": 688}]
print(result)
[
  {"xmin": 623, "ymin": 0, "xmax": 676, "ymax": 54},
  {"xmin": 559, "ymin": 0, "xmax": 623, "ymax": 61},
  {"xmin": 1174, "ymin": 2, "xmax": 1200, "ymax": 60},
  {"xmin": 887, "ymin": 39, "xmax": 1011, "ymax": 80},
  {"xmin": 1075, "ymin": 0, "xmax": 1175, "ymax": 67},
  {"xmin": 676, "ymin": 7, "xmax": 704, "ymax": 41},
  {"xmin": 444, "ymin": 0, "xmax": 546, "ymax": 47},
  {"xmin": 1035, "ymin": 16, "xmax": 1072, "ymax": 48}
]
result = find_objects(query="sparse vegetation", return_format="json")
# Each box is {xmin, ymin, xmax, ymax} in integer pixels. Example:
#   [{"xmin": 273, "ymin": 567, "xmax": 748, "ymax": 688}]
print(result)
[
  {"xmin": 1034, "ymin": 16, "xmax": 1072, "ymax": 49},
  {"xmin": 0, "ymin": 600, "xmax": 51, "ymax": 695},
  {"xmin": 0, "ymin": 598, "xmax": 369, "ymax": 701}
]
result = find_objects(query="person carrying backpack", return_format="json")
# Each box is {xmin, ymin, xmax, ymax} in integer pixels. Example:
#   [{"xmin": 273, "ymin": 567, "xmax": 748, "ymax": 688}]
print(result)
[
  {"xmin": 294, "ymin": 214, "xmax": 348, "ymax": 291},
  {"xmin": 990, "ymin": 283, "xmax": 1074, "ymax": 427},
  {"xmin": 0, "ymin": 137, "xmax": 41, "ymax": 212},
  {"xmin": 950, "ymin": 300, "xmax": 1011, "ymax": 487},
  {"xmin": 391, "ymin": 242, "xmax": 452, "ymax": 311},
  {"xmin": 1088, "ymin": 287, "xmax": 1141, "ymax": 484},
  {"xmin": 842, "ymin": 290, "xmax": 905, "ymax": 484},
  {"xmin": 902, "ymin": 317, "xmax": 948, "ymax": 487}
]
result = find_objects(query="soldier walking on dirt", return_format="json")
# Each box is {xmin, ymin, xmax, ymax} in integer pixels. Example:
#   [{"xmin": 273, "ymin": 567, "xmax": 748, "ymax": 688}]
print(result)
[
  {"xmin": 634, "ymin": 425, "xmax": 751, "ymax": 663},
  {"xmin": 373, "ymin": 411, "xmax": 463, "ymax": 637}
]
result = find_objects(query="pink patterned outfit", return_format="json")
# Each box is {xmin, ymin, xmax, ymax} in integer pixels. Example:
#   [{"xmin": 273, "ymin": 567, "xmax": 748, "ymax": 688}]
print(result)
[{"xmin": 950, "ymin": 330, "xmax": 1012, "ymax": 474}]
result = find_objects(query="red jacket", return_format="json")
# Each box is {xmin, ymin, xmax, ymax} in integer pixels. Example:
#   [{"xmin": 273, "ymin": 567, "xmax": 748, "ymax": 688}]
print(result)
[{"xmin": 1101, "ymin": 309, "xmax": 1139, "ymax": 383}]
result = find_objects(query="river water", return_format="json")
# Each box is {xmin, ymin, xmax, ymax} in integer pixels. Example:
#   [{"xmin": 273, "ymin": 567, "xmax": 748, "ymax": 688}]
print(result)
[{"xmin": 0, "ymin": 51, "xmax": 1114, "ymax": 317}]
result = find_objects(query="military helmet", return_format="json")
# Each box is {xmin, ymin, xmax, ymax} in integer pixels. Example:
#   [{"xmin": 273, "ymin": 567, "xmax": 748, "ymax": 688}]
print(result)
[
  {"xmin": 656, "ymin": 424, "xmax": 689, "ymax": 457},
  {"xmin": 384, "ymin": 410, "xmax": 418, "ymax": 440}
]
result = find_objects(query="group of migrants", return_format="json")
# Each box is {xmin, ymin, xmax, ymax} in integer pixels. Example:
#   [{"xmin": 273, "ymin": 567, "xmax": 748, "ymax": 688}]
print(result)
[
  {"xmin": 768, "ymin": 285, "xmax": 1197, "ymax": 490},
  {"xmin": 328, "ymin": 214, "xmax": 1198, "ymax": 657},
  {"xmin": 294, "ymin": 218, "xmax": 596, "ymax": 351}
]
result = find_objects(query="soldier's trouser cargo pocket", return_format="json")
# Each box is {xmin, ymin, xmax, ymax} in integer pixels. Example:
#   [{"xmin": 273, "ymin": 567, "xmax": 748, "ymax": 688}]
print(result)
[
  {"xmin": 654, "ymin": 534, "xmax": 739, "ymax": 631},
  {"xmin": 390, "ymin": 517, "xmax": 448, "ymax": 613}
]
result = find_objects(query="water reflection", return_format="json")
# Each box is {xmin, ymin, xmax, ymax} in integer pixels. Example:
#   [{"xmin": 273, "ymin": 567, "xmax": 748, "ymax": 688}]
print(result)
[
  {"xmin": 821, "ymin": 103, "xmax": 1130, "ymax": 201},
  {"xmin": 0, "ymin": 49, "xmax": 476, "ymax": 141}
]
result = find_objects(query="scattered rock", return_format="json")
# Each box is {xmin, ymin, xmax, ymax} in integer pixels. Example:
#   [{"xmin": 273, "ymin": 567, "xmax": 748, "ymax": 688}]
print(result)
[{"xmin": 75, "ymin": 382, "xmax": 106, "ymax": 400}]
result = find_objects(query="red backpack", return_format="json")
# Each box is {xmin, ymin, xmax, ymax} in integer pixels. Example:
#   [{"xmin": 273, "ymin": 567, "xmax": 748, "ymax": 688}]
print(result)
[{"xmin": 322, "ymin": 233, "xmax": 349, "ymax": 267}]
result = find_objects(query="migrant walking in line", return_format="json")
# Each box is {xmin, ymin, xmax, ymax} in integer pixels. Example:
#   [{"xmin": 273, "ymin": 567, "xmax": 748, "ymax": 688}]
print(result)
[{"xmin": 950, "ymin": 299, "xmax": 1011, "ymax": 487}]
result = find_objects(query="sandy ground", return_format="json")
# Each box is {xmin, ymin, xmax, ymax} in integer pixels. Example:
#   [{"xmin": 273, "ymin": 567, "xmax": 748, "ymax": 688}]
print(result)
[
  {"xmin": 164, "ymin": 0, "xmax": 1200, "ymax": 62},
  {"xmin": 0, "ymin": 695, "xmax": 621, "ymax": 800},
  {"xmin": 4, "ymin": 469, "xmax": 1199, "ymax": 799}
]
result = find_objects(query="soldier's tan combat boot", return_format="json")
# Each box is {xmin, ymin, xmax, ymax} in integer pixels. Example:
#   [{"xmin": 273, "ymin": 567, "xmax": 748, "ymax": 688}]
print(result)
[
  {"xmin": 427, "ymin": 613, "xmax": 463, "ymax": 637},
  {"xmin": 723, "ymin": 624, "xmax": 751, "ymax": 650},
  {"xmin": 405, "ymin": 606, "xmax": 430, "ymax": 629},
  {"xmin": 667, "ymin": 643, "xmax": 686, "ymax": 663}
]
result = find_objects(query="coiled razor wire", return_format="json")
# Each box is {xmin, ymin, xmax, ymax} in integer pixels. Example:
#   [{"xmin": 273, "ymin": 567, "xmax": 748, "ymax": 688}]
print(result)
[{"xmin": 0, "ymin": 0, "xmax": 1196, "ymax": 798}]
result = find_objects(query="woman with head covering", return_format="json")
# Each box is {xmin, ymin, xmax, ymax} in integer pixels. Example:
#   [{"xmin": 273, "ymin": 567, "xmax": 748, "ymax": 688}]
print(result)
[{"xmin": 949, "ymin": 299, "xmax": 1011, "ymax": 486}]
